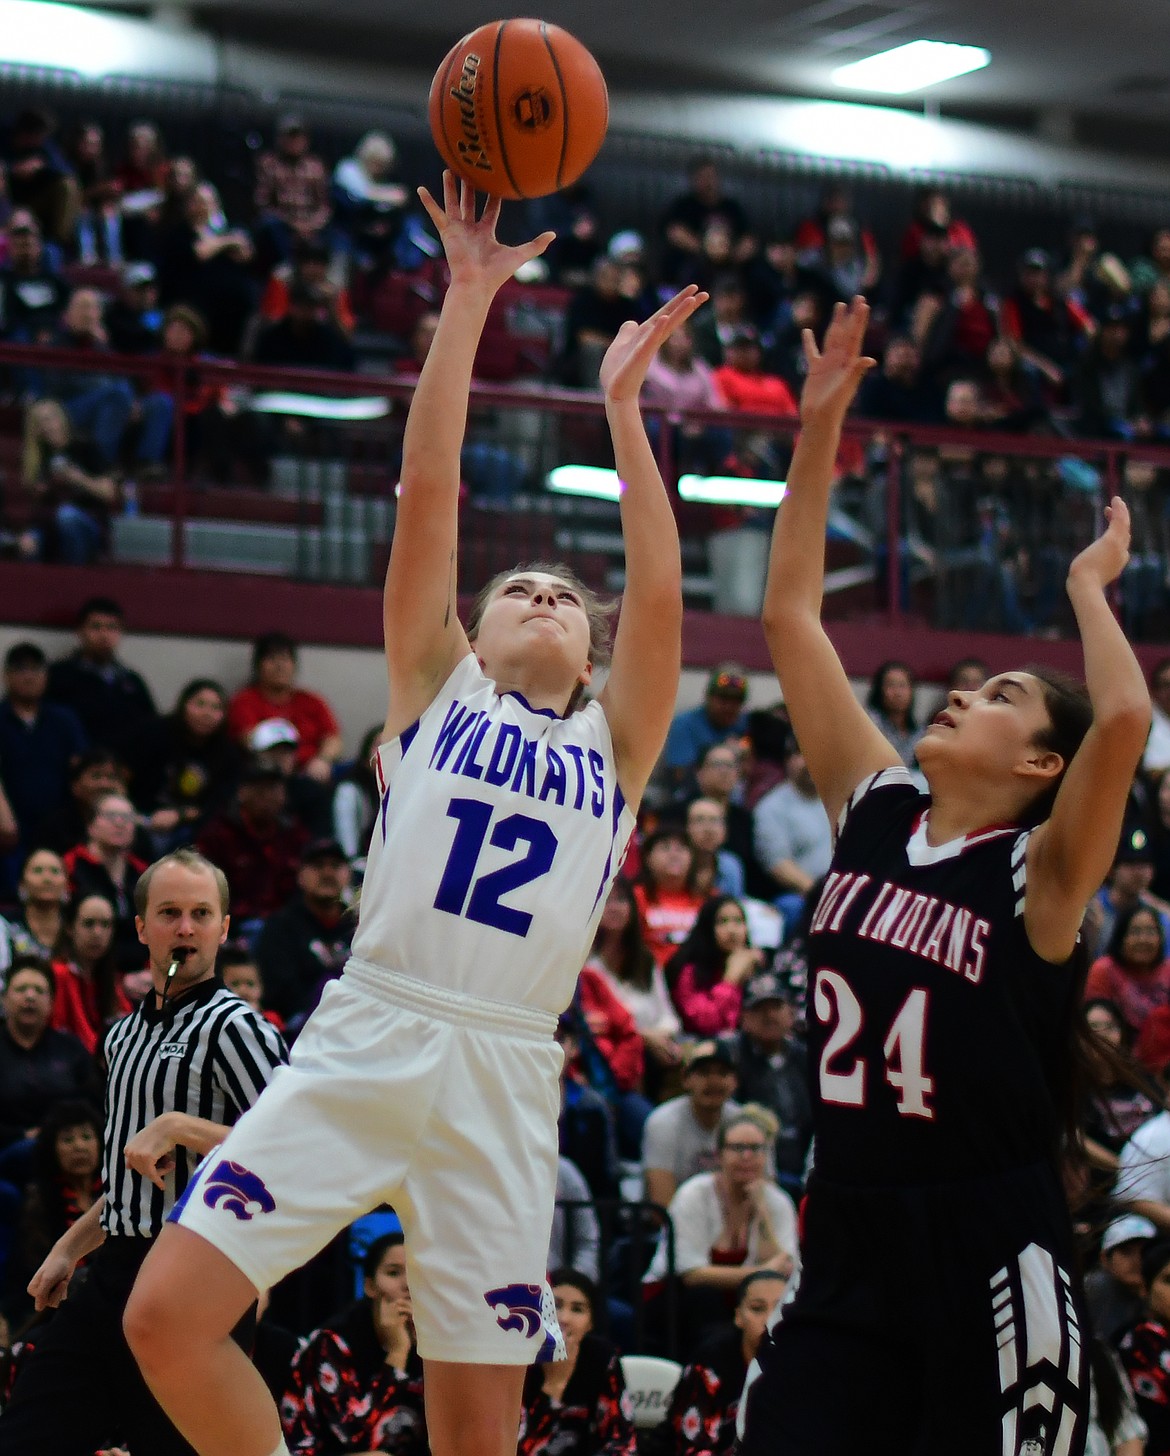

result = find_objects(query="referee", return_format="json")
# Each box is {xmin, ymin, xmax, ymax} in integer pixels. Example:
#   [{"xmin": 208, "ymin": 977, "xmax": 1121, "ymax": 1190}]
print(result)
[{"xmin": 1, "ymin": 848, "xmax": 287, "ymax": 1455}]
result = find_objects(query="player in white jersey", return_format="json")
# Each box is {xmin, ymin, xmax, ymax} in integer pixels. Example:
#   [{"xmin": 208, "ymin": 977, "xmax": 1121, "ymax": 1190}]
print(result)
[{"xmin": 123, "ymin": 173, "xmax": 706, "ymax": 1456}]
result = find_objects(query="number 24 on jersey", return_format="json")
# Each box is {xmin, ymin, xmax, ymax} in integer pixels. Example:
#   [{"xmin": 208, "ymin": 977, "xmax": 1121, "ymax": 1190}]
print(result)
[{"xmin": 815, "ymin": 969, "xmax": 935, "ymax": 1120}]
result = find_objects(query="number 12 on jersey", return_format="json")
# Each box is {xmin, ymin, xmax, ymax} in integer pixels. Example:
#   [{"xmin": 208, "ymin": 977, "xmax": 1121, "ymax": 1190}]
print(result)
[
  {"xmin": 814, "ymin": 969, "xmax": 935, "ymax": 1120},
  {"xmin": 434, "ymin": 797, "xmax": 559, "ymax": 938}
]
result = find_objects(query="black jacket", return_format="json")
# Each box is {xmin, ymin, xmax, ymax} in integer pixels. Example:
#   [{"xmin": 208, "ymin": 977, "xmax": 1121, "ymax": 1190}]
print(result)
[{"xmin": 47, "ymin": 653, "xmax": 157, "ymax": 761}]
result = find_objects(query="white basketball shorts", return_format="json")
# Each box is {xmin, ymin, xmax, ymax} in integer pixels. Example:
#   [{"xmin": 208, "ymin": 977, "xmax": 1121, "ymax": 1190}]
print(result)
[{"xmin": 170, "ymin": 957, "xmax": 567, "ymax": 1365}]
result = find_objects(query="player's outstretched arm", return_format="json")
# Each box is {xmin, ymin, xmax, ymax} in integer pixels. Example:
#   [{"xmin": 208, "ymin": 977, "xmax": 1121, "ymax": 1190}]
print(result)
[
  {"xmin": 1025, "ymin": 498, "xmax": 1152, "ymax": 962},
  {"xmin": 760, "ymin": 297, "xmax": 901, "ymax": 828},
  {"xmin": 598, "ymin": 287, "xmax": 707, "ymax": 806},
  {"xmin": 382, "ymin": 173, "xmax": 554, "ymax": 740}
]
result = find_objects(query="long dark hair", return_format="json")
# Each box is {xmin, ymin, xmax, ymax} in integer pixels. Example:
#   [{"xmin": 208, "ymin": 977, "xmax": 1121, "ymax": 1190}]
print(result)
[
  {"xmin": 28, "ymin": 1099, "xmax": 102, "ymax": 1219},
  {"xmin": 592, "ymin": 879, "xmax": 655, "ymax": 993},
  {"xmin": 1019, "ymin": 664, "xmax": 1093, "ymax": 828},
  {"xmin": 171, "ymin": 678, "xmax": 229, "ymax": 744},
  {"xmin": 61, "ymin": 893, "xmax": 123, "ymax": 1027},
  {"xmin": 638, "ymin": 826, "xmax": 694, "ymax": 905},
  {"xmin": 666, "ymin": 894, "xmax": 748, "ymax": 990},
  {"xmin": 1106, "ymin": 901, "xmax": 1167, "ymax": 968},
  {"xmin": 866, "ymin": 659, "xmax": 918, "ymax": 730}
]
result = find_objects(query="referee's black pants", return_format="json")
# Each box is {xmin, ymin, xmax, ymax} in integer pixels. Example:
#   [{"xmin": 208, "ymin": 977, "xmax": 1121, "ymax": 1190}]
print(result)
[{"xmin": 2, "ymin": 1236, "xmax": 227, "ymax": 1456}]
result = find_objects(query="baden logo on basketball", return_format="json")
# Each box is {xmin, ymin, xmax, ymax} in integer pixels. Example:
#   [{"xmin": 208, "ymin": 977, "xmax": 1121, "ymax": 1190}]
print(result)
[
  {"xmin": 201, "ymin": 1159, "xmax": 276, "ymax": 1221},
  {"xmin": 511, "ymin": 88, "xmax": 556, "ymax": 131},
  {"xmin": 449, "ymin": 51, "xmax": 493, "ymax": 174}
]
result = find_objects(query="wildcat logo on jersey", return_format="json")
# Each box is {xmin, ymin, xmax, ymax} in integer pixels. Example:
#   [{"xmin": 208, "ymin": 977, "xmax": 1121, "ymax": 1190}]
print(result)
[
  {"xmin": 201, "ymin": 1160, "xmax": 276, "ymax": 1221},
  {"xmin": 430, "ymin": 701, "xmax": 607, "ymax": 819},
  {"xmin": 484, "ymin": 1283, "xmax": 563, "ymax": 1361},
  {"xmin": 811, "ymin": 870, "xmax": 990, "ymax": 985}
]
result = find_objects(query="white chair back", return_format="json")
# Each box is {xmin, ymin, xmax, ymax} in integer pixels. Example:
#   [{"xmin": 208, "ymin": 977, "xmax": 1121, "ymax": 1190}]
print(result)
[{"xmin": 620, "ymin": 1354, "xmax": 683, "ymax": 1430}]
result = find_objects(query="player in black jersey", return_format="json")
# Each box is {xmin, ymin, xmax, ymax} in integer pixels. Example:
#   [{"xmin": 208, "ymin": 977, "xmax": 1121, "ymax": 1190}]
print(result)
[{"xmin": 738, "ymin": 299, "xmax": 1151, "ymax": 1456}]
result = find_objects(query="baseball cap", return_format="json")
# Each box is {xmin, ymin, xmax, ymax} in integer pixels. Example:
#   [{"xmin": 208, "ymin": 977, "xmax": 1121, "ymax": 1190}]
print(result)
[
  {"xmin": 707, "ymin": 664, "xmax": 748, "ymax": 699},
  {"xmin": 743, "ymin": 971, "xmax": 787, "ymax": 1010},
  {"xmin": 122, "ymin": 261, "xmax": 156, "ymax": 288},
  {"xmin": 607, "ymin": 229, "xmax": 644, "ymax": 261},
  {"xmin": 248, "ymin": 718, "xmax": 300, "ymax": 752},
  {"xmin": 684, "ymin": 1039, "xmax": 736, "ymax": 1072},
  {"xmin": 300, "ymin": 837, "xmax": 348, "ymax": 865},
  {"xmin": 1101, "ymin": 1213, "xmax": 1157, "ymax": 1253}
]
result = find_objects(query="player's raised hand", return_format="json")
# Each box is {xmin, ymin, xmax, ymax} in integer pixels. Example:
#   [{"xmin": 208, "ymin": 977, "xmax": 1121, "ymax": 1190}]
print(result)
[
  {"xmin": 799, "ymin": 296, "xmax": 876, "ymax": 426},
  {"xmin": 1068, "ymin": 496, "xmax": 1132, "ymax": 591},
  {"xmin": 417, "ymin": 170, "xmax": 554, "ymax": 297},
  {"xmin": 600, "ymin": 285, "xmax": 709, "ymax": 403}
]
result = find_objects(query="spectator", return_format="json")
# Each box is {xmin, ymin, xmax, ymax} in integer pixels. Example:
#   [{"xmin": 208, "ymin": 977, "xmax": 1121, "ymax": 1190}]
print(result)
[
  {"xmin": 1000, "ymin": 248, "xmax": 1093, "ymax": 392},
  {"xmin": 809, "ymin": 215, "xmax": 873, "ymax": 306},
  {"xmin": 691, "ymin": 275, "xmax": 751, "ymax": 368},
  {"xmin": 104, "ymin": 261, "xmax": 162, "ymax": 355},
  {"xmin": 1085, "ymin": 1213, "xmax": 1157, "ymax": 1345},
  {"xmin": 900, "ymin": 186, "xmax": 977, "ymax": 261},
  {"xmin": 253, "ymin": 114, "xmax": 332, "ymax": 266},
  {"xmin": 641, "ymin": 323, "xmax": 732, "ymax": 477},
  {"xmin": 113, "ymin": 120, "xmax": 167, "ymax": 205},
  {"xmin": 517, "ymin": 1269, "xmax": 636, "ymax": 1456},
  {"xmin": 641, "ymin": 1040, "xmax": 741, "ymax": 1210},
  {"xmin": 195, "ymin": 760, "xmax": 310, "ymax": 927},
  {"xmin": 2, "ymin": 109, "xmax": 78, "ymax": 246},
  {"xmin": 650, "ymin": 1269, "xmax": 789, "ymax": 1456},
  {"xmin": 1141, "ymin": 281, "xmax": 1170, "ymax": 432},
  {"xmin": 218, "ymin": 944, "xmax": 284, "ymax": 1032},
  {"xmin": 0, "ymin": 955, "xmax": 97, "ymax": 1154},
  {"xmin": 1083, "ymin": 999, "xmax": 1158, "ymax": 1163},
  {"xmin": 1076, "ymin": 308, "xmax": 1148, "ymax": 439},
  {"xmin": 1130, "ymin": 228, "xmax": 1170, "ymax": 299},
  {"xmin": 1151, "ymin": 776, "xmax": 1170, "ymax": 902},
  {"xmin": 561, "ymin": 255, "xmax": 644, "ymax": 387},
  {"xmin": 919, "ymin": 247, "xmax": 999, "ymax": 379},
  {"xmin": 228, "ymin": 632, "xmax": 342, "ymax": 782},
  {"xmin": 752, "ymin": 740, "xmax": 833, "ymax": 925},
  {"xmin": 643, "ymin": 1107, "xmax": 797, "ymax": 1347},
  {"xmin": 0, "ymin": 642, "xmax": 87, "ymax": 847},
  {"xmin": 662, "ymin": 665, "xmax": 749, "ymax": 794},
  {"xmin": 793, "ymin": 185, "xmax": 880, "ymax": 292},
  {"xmin": 252, "ymin": 279, "xmax": 355, "ymax": 371},
  {"xmin": 865, "ymin": 660, "xmax": 922, "ymax": 767},
  {"xmin": 1088, "ymin": 905, "xmax": 1170, "ymax": 1036},
  {"xmin": 257, "ymin": 237, "xmax": 354, "ymax": 337},
  {"xmin": 331, "ymin": 725, "xmax": 381, "ymax": 864},
  {"xmin": 65, "ymin": 120, "xmax": 122, "ymax": 266},
  {"xmin": 0, "ymin": 209, "xmax": 67, "ymax": 341},
  {"xmin": 586, "ymin": 880, "xmax": 682, "ymax": 1079},
  {"xmin": 158, "ymin": 181, "xmax": 256, "ymax": 356},
  {"xmin": 667, "ymin": 896, "xmax": 763, "ymax": 1038},
  {"xmin": 1145, "ymin": 659, "xmax": 1170, "ymax": 779},
  {"xmin": 4, "ymin": 849, "xmax": 68, "ymax": 960},
  {"xmin": 45, "ymin": 598, "xmax": 155, "ymax": 760},
  {"xmin": 888, "ymin": 217, "xmax": 952, "ymax": 332},
  {"xmin": 254, "ymin": 837, "xmax": 353, "ymax": 1024},
  {"xmin": 558, "ymin": 1020, "xmax": 620, "ymax": 1199},
  {"xmin": 550, "ymin": 1156, "xmax": 601, "ymax": 1282},
  {"xmin": 62, "ymin": 791, "xmax": 147, "ymax": 971},
  {"xmin": 854, "ymin": 335, "xmax": 941, "ymax": 423},
  {"xmin": 7, "ymin": 1099, "xmax": 103, "ymax": 1321},
  {"xmin": 20, "ymin": 399, "xmax": 118, "ymax": 564},
  {"xmin": 1088, "ymin": 827, "xmax": 1170, "ymax": 962},
  {"xmin": 981, "ymin": 335, "xmax": 1050, "ymax": 432},
  {"xmin": 281, "ymin": 1230, "xmax": 426, "ymax": 1456},
  {"xmin": 1119, "ymin": 1239, "xmax": 1170, "ymax": 1449},
  {"xmin": 126, "ymin": 677, "xmax": 241, "ymax": 849},
  {"xmin": 720, "ymin": 970, "xmax": 813, "ymax": 1189},
  {"xmin": 245, "ymin": 719, "xmax": 333, "ymax": 838},
  {"xmin": 331, "ymin": 131, "xmax": 408, "ymax": 275},
  {"xmin": 661, "ymin": 156, "xmax": 754, "ymax": 287},
  {"xmin": 563, "ymin": 965, "xmax": 649, "ymax": 1160},
  {"xmin": 711, "ymin": 326, "xmax": 799, "ymax": 435},
  {"xmin": 686, "ymin": 797, "xmax": 745, "ymax": 899},
  {"xmin": 634, "ymin": 826, "xmax": 705, "ymax": 969},
  {"xmin": 46, "ymin": 286, "xmax": 173, "ymax": 475},
  {"xmin": 49, "ymin": 891, "xmax": 128, "ymax": 1055},
  {"xmin": 31, "ymin": 746, "xmax": 132, "ymax": 857},
  {"xmin": 689, "ymin": 742, "xmax": 760, "ymax": 886}
]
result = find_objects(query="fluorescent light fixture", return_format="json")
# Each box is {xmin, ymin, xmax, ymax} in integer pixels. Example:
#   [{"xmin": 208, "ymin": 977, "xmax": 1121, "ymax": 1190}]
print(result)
[
  {"xmin": 0, "ymin": 0, "xmax": 216, "ymax": 81},
  {"xmin": 831, "ymin": 40, "xmax": 990, "ymax": 95},
  {"xmin": 678, "ymin": 475, "xmax": 787, "ymax": 508},
  {"xmin": 547, "ymin": 465, "xmax": 624, "ymax": 501}
]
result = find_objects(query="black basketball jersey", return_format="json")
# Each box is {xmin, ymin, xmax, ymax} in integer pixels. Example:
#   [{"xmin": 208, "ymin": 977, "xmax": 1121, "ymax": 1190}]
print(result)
[{"xmin": 805, "ymin": 767, "xmax": 1079, "ymax": 1185}]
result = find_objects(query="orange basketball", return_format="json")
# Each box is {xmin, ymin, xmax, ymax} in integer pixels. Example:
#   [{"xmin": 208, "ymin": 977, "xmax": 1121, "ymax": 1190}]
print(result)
[{"xmin": 429, "ymin": 18, "xmax": 609, "ymax": 200}]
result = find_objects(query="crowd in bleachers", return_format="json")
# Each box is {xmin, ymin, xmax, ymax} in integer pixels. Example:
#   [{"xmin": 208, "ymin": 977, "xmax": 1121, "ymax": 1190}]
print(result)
[{"xmin": 5, "ymin": 589, "xmax": 1170, "ymax": 1450}]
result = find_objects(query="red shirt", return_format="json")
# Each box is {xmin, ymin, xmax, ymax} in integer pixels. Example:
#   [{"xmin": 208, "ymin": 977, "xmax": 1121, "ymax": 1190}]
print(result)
[
  {"xmin": 50, "ymin": 960, "xmax": 131, "ymax": 1056},
  {"xmin": 712, "ymin": 367, "xmax": 798, "ymax": 418},
  {"xmin": 575, "ymin": 966, "xmax": 644, "ymax": 1091},
  {"xmin": 228, "ymin": 684, "xmax": 340, "ymax": 767},
  {"xmin": 634, "ymin": 884, "xmax": 704, "ymax": 968}
]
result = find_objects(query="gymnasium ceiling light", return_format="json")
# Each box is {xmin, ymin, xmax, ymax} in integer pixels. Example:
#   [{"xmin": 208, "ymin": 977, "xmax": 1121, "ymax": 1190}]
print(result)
[{"xmin": 831, "ymin": 40, "xmax": 991, "ymax": 95}]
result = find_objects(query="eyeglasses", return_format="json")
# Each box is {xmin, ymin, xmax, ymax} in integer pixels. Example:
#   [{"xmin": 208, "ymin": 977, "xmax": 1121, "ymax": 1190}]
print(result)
[
  {"xmin": 98, "ymin": 810, "xmax": 136, "ymax": 823},
  {"xmin": 723, "ymin": 1141, "xmax": 766, "ymax": 1155}
]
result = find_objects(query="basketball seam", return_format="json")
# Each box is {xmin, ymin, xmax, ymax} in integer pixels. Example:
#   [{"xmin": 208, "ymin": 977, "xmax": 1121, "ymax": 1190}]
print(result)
[
  {"xmin": 541, "ymin": 20, "xmax": 570, "ymax": 192},
  {"xmin": 492, "ymin": 18, "xmax": 523, "ymax": 199},
  {"xmin": 436, "ymin": 45, "xmax": 459, "ymax": 176}
]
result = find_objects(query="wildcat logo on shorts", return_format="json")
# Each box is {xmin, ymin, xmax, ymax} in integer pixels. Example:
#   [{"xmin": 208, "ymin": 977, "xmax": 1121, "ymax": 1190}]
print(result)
[
  {"xmin": 484, "ymin": 1283, "xmax": 564, "ymax": 1362},
  {"xmin": 201, "ymin": 1160, "xmax": 276, "ymax": 1221}
]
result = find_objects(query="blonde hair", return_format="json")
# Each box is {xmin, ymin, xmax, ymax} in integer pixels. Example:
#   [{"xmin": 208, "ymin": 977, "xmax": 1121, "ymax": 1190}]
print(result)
[
  {"xmin": 134, "ymin": 849, "xmax": 230, "ymax": 917},
  {"xmin": 719, "ymin": 1103, "xmax": 780, "ymax": 1148},
  {"xmin": 22, "ymin": 399, "xmax": 71, "ymax": 487},
  {"xmin": 356, "ymin": 130, "xmax": 396, "ymax": 174}
]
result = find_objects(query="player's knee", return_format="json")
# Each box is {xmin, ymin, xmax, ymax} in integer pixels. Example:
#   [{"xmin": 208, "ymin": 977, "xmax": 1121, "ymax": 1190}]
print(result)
[{"xmin": 123, "ymin": 1270, "xmax": 181, "ymax": 1370}]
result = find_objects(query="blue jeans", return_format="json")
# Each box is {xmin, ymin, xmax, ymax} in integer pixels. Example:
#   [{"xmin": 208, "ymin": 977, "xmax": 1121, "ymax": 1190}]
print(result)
[
  {"xmin": 66, "ymin": 381, "xmax": 134, "ymax": 465},
  {"xmin": 54, "ymin": 502, "xmax": 104, "ymax": 564},
  {"xmin": 136, "ymin": 390, "xmax": 174, "ymax": 464}
]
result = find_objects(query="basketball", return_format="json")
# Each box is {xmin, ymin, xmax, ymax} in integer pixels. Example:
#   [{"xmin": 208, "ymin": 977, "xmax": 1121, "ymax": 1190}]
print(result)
[{"xmin": 429, "ymin": 18, "xmax": 609, "ymax": 200}]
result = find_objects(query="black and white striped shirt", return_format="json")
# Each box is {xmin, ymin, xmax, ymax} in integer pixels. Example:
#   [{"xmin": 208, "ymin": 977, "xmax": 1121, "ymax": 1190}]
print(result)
[{"xmin": 101, "ymin": 979, "xmax": 287, "ymax": 1238}]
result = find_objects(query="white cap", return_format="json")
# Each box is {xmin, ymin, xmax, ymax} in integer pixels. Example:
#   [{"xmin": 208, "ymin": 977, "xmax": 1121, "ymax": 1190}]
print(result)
[
  {"xmin": 1102, "ymin": 1214, "xmax": 1157, "ymax": 1253},
  {"xmin": 248, "ymin": 717, "xmax": 300, "ymax": 752}
]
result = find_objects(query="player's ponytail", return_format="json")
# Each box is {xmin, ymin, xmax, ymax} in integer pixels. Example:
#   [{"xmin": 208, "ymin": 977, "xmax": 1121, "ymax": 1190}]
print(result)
[{"xmin": 1020, "ymin": 665, "xmax": 1093, "ymax": 827}]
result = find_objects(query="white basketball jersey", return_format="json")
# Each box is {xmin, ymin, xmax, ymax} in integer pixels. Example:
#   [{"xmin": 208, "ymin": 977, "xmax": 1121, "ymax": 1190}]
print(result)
[{"xmin": 350, "ymin": 653, "xmax": 637, "ymax": 1015}]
